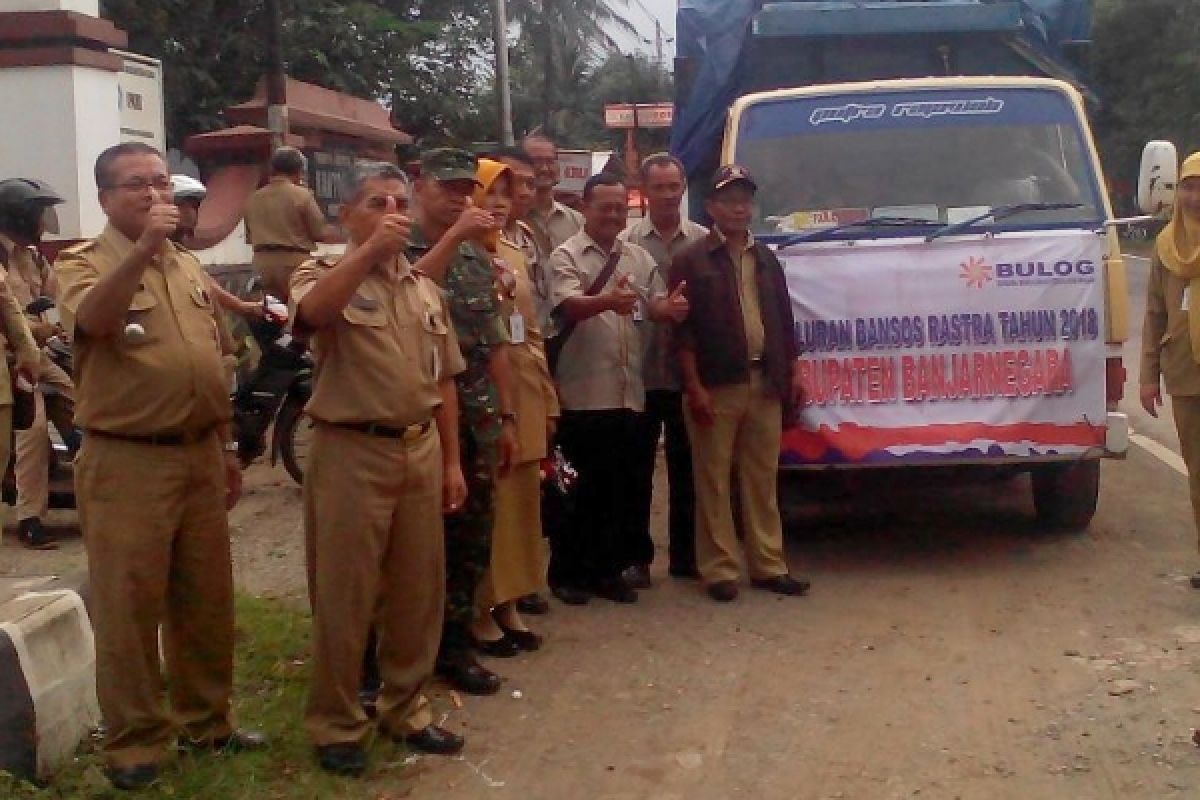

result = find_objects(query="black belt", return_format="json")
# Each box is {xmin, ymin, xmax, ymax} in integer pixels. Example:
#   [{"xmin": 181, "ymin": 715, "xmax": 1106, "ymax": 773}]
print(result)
[
  {"xmin": 330, "ymin": 420, "xmax": 432, "ymax": 441},
  {"xmin": 85, "ymin": 427, "xmax": 216, "ymax": 446},
  {"xmin": 254, "ymin": 244, "xmax": 310, "ymax": 254}
]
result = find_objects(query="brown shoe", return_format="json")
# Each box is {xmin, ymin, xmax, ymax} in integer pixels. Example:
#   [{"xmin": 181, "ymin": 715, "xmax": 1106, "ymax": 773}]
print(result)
[{"xmin": 750, "ymin": 574, "xmax": 810, "ymax": 596}]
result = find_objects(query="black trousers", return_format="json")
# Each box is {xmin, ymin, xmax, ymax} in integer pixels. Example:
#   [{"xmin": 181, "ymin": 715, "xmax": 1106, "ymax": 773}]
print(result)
[
  {"xmin": 628, "ymin": 389, "xmax": 696, "ymax": 572},
  {"xmin": 548, "ymin": 409, "xmax": 641, "ymax": 589}
]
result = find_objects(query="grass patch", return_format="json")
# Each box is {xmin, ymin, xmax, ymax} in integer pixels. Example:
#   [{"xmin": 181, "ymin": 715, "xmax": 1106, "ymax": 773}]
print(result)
[{"xmin": 2, "ymin": 595, "xmax": 430, "ymax": 799}]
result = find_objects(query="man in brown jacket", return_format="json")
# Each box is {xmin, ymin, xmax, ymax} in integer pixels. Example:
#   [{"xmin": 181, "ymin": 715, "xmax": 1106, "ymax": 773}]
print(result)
[{"xmin": 668, "ymin": 165, "xmax": 809, "ymax": 603}]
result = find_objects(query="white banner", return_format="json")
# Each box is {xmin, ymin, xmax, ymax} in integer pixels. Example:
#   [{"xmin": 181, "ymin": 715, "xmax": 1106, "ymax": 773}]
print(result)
[{"xmin": 779, "ymin": 230, "xmax": 1108, "ymax": 465}]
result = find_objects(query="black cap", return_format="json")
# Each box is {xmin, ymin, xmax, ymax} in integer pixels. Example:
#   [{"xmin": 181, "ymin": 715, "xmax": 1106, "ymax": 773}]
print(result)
[{"xmin": 710, "ymin": 164, "xmax": 757, "ymax": 193}]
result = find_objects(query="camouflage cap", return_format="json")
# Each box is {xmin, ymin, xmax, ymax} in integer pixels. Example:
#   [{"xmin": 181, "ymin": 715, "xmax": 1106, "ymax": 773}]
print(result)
[
  {"xmin": 420, "ymin": 148, "xmax": 482, "ymax": 185},
  {"xmin": 711, "ymin": 164, "xmax": 757, "ymax": 193}
]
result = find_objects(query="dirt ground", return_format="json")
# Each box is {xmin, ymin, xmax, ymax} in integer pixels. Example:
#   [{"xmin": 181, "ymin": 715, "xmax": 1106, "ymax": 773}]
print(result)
[{"xmin": 6, "ymin": 440, "xmax": 1200, "ymax": 799}]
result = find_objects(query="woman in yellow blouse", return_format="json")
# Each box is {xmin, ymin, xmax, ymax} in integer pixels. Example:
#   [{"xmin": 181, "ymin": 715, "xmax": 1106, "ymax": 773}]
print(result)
[{"xmin": 471, "ymin": 159, "xmax": 560, "ymax": 652}]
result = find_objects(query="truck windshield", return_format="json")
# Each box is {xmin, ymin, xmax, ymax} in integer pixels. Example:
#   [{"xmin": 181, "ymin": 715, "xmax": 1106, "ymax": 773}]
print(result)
[{"xmin": 733, "ymin": 87, "xmax": 1104, "ymax": 237}]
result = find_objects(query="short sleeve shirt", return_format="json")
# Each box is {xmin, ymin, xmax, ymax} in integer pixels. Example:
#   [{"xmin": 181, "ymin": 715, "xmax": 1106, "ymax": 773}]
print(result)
[
  {"xmin": 291, "ymin": 255, "xmax": 465, "ymax": 426},
  {"xmin": 549, "ymin": 232, "xmax": 658, "ymax": 412},
  {"xmin": 244, "ymin": 177, "xmax": 327, "ymax": 250},
  {"xmin": 407, "ymin": 223, "xmax": 509, "ymax": 443},
  {"xmin": 619, "ymin": 217, "xmax": 709, "ymax": 391},
  {"xmin": 54, "ymin": 225, "xmax": 231, "ymax": 435}
]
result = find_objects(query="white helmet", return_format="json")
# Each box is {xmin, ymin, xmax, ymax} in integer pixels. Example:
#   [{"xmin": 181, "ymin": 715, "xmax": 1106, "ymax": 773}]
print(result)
[{"xmin": 170, "ymin": 174, "xmax": 207, "ymax": 203}]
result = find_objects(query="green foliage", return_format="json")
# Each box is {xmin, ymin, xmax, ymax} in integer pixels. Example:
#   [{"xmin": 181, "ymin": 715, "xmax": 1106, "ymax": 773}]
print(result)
[{"xmin": 1091, "ymin": 0, "xmax": 1200, "ymax": 202}]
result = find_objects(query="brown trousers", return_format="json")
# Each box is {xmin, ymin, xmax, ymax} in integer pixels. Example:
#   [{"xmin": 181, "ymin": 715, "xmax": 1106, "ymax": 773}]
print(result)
[
  {"xmin": 1173, "ymin": 396, "xmax": 1200, "ymax": 548},
  {"xmin": 253, "ymin": 251, "xmax": 310, "ymax": 301},
  {"xmin": 15, "ymin": 358, "xmax": 74, "ymax": 521},
  {"xmin": 684, "ymin": 370, "xmax": 789, "ymax": 585},
  {"xmin": 76, "ymin": 432, "xmax": 235, "ymax": 769},
  {"xmin": 304, "ymin": 422, "xmax": 444, "ymax": 747}
]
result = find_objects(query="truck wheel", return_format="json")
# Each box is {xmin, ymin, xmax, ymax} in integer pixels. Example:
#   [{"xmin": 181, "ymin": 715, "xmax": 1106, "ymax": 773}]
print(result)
[{"xmin": 1031, "ymin": 460, "xmax": 1099, "ymax": 531}]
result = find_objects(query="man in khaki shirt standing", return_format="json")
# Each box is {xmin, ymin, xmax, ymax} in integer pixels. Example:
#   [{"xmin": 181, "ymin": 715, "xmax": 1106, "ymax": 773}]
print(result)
[
  {"xmin": 0, "ymin": 178, "xmax": 79, "ymax": 550},
  {"xmin": 619, "ymin": 154, "xmax": 708, "ymax": 585},
  {"xmin": 292, "ymin": 162, "xmax": 469, "ymax": 777},
  {"xmin": 523, "ymin": 134, "xmax": 584, "ymax": 297},
  {"xmin": 54, "ymin": 143, "xmax": 264, "ymax": 791},
  {"xmin": 243, "ymin": 146, "xmax": 339, "ymax": 300},
  {"xmin": 548, "ymin": 173, "xmax": 688, "ymax": 605}
]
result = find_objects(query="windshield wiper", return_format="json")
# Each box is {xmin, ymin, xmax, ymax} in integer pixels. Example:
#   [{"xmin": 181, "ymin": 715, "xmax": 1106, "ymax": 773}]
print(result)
[
  {"xmin": 924, "ymin": 202, "xmax": 1083, "ymax": 242},
  {"xmin": 777, "ymin": 216, "xmax": 938, "ymax": 248}
]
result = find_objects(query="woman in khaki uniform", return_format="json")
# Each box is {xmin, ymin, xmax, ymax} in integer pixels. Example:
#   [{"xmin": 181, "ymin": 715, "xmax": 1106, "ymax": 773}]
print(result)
[
  {"xmin": 1141, "ymin": 152, "xmax": 1200, "ymax": 587},
  {"xmin": 470, "ymin": 159, "xmax": 559, "ymax": 652}
]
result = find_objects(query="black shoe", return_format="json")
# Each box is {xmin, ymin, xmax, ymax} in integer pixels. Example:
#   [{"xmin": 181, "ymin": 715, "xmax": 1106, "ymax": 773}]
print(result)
[
  {"xmin": 593, "ymin": 577, "xmax": 638, "ymax": 604},
  {"xmin": 551, "ymin": 585, "xmax": 591, "ymax": 606},
  {"xmin": 401, "ymin": 724, "xmax": 465, "ymax": 756},
  {"xmin": 437, "ymin": 656, "xmax": 502, "ymax": 695},
  {"xmin": 316, "ymin": 743, "xmax": 367, "ymax": 777},
  {"xmin": 495, "ymin": 622, "xmax": 543, "ymax": 652},
  {"xmin": 473, "ymin": 633, "xmax": 521, "ymax": 658},
  {"xmin": 669, "ymin": 564, "xmax": 699, "ymax": 580},
  {"xmin": 751, "ymin": 574, "xmax": 811, "ymax": 596},
  {"xmin": 622, "ymin": 564, "xmax": 652, "ymax": 589},
  {"xmin": 707, "ymin": 581, "xmax": 739, "ymax": 603},
  {"xmin": 516, "ymin": 593, "xmax": 551, "ymax": 615},
  {"xmin": 17, "ymin": 517, "xmax": 56, "ymax": 550},
  {"xmin": 182, "ymin": 728, "xmax": 268, "ymax": 754},
  {"xmin": 105, "ymin": 764, "xmax": 159, "ymax": 791},
  {"xmin": 1191, "ymin": 572, "xmax": 1200, "ymax": 589}
]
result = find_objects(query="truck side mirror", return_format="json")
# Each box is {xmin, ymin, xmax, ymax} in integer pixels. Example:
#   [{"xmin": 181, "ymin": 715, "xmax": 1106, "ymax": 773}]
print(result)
[{"xmin": 1138, "ymin": 141, "xmax": 1178, "ymax": 215}]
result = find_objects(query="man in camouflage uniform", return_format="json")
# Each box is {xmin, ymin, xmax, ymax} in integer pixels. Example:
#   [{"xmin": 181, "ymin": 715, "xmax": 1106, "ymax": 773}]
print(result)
[{"xmin": 407, "ymin": 149, "xmax": 516, "ymax": 695}]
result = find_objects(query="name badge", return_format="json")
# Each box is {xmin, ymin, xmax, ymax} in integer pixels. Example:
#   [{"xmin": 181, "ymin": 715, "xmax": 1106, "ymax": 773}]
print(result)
[
  {"xmin": 632, "ymin": 301, "xmax": 644, "ymax": 323},
  {"xmin": 509, "ymin": 312, "xmax": 526, "ymax": 344},
  {"xmin": 1185, "ymin": 286, "xmax": 1192, "ymax": 312}
]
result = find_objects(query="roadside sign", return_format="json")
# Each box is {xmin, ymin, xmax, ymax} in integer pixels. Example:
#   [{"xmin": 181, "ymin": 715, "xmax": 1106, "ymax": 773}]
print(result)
[
  {"xmin": 604, "ymin": 104, "xmax": 636, "ymax": 129},
  {"xmin": 636, "ymin": 104, "xmax": 674, "ymax": 128}
]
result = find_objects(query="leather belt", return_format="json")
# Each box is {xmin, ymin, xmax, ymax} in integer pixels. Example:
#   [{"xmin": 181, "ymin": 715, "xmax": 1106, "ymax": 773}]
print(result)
[
  {"xmin": 331, "ymin": 420, "xmax": 432, "ymax": 441},
  {"xmin": 85, "ymin": 427, "xmax": 216, "ymax": 446},
  {"xmin": 254, "ymin": 244, "xmax": 311, "ymax": 254}
]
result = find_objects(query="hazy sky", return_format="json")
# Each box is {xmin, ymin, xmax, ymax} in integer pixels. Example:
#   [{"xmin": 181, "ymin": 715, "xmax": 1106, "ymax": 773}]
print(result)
[{"xmin": 615, "ymin": 0, "xmax": 679, "ymax": 65}]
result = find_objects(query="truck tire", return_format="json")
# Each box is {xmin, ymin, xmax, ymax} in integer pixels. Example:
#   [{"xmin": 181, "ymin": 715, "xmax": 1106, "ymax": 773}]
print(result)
[{"xmin": 1031, "ymin": 460, "xmax": 1099, "ymax": 531}]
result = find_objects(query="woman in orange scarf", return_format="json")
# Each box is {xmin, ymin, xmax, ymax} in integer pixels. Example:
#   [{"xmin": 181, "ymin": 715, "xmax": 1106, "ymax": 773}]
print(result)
[
  {"xmin": 1141, "ymin": 151, "xmax": 1200, "ymax": 587},
  {"xmin": 470, "ymin": 159, "xmax": 560, "ymax": 652}
]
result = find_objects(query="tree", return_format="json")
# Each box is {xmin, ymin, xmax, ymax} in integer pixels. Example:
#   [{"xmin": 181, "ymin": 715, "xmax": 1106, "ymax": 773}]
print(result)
[
  {"xmin": 1091, "ymin": 0, "xmax": 1200, "ymax": 199},
  {"xmin": 99, "ymin": 0, "xmax": 492, "ymax": 146}
]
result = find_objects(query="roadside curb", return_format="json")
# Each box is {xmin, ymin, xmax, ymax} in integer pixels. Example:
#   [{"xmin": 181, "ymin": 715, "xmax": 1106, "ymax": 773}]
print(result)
[{"xmin": 0, "ymin": 570, "xmax": 97, "ymax": 782}]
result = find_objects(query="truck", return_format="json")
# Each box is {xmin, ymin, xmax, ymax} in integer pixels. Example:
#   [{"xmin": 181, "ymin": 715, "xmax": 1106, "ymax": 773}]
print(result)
[{"xmin": 672, "ymin": 0, "xmax": 1128, "ymax": 530}]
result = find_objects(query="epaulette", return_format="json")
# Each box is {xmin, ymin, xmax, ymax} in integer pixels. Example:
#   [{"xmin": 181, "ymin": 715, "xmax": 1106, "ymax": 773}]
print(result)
[
  {"xmin": 515, "ymin": 219, "xmax": 536, "ymax": 239},
  {"xmin": 313, "ymin": 256, "xmax": 336, "ymax": 268},
  {"xmin": 58, "ymin": 239, "xmax": 98, "ymax": 256}
]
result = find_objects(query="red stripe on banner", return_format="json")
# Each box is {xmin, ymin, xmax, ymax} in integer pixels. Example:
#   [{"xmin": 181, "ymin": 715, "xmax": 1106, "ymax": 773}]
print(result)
[{"xmin": 781, "ymin": 422, "xmax": 1106, "ymax": 462}]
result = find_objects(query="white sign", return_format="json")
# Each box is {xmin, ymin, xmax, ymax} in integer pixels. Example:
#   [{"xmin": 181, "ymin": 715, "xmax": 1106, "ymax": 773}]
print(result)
[
  {"xmin": 604, "ymin": 104, "xmax": 635, "ymax": 129},
  {"xmin": 635, "ymin": 104, "xmax": 674, "ymax": 128},
  {"xmin": 556, "ymin": 150, "xmax": 613, "ymax": 193},
  {"xmin": 779, "ymin": 231, "xmax": 1108, "ymax": 465},
  {"xmin": 113, "ymin": 49, "xmax": 165, "ymax": 153}
]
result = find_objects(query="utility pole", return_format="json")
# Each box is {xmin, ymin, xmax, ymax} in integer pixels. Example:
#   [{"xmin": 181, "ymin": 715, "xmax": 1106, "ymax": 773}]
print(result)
[
  {"xmin": 494, "ymin": 0, "xmax": 515, "ymax": 146},
  {"xmin": 264, "ymin": 0, "xmax": 288, "ymax": 148},
  {"xmin": 654, "ymin": 18, "xmax": 664, "ymax": 68}
]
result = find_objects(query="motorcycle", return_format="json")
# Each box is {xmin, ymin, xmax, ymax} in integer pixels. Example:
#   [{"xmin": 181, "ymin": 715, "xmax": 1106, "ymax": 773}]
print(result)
[{"xmin": 231, "ymin": 294, "xmax": 313, "ymax": 484}]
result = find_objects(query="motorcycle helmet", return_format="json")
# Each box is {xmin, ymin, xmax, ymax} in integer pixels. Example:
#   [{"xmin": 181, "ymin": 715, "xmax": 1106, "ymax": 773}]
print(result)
[
  {"xmin": 0, "ymin": 178, "xmax": 64, "ymax": 242},
  {"xmin": 170, "ymin": 174, "xmax": 207, "ymax": 205}
]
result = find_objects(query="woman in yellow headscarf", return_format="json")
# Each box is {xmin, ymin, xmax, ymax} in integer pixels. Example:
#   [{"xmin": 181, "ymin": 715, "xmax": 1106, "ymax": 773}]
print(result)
[
  {"xmin": 1141, "ymin": 151, "xmax": 1200, "ymax": 586},
  {"xmin": 469, "ymin": 158, "xmax": 560, "ymax": 653}
]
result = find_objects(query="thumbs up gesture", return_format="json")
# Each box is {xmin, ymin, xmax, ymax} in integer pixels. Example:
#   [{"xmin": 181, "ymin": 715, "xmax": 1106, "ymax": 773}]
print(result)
[
  {"xmin": 651, "ymin": 279, "xmax": 689, "ymax": 323},
  {"xmin": 365, "ymin": 194, "xmax": 411, "ymax": 258},
  {"xmin": 608, "ymin": 271, "xmax": 638, "ymax": 316}
]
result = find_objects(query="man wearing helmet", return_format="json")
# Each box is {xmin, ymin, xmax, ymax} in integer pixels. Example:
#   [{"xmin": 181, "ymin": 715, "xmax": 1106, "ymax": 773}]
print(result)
[
  {"xmin": 0, "ymin": 178, "xmax": 80, "ymax": 550},
  {"xmin": 170, "ymin": 175, "xmax": 265, "ymax": 320}
]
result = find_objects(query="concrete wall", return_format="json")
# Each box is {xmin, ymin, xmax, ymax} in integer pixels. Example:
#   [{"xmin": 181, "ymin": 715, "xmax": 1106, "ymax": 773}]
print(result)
[{"xmin": 0, "ymin": 65, "xmax": 122, "ymax": 240}]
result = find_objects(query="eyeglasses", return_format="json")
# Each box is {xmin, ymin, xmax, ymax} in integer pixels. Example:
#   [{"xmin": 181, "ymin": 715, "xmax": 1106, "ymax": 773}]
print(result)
[
  {"xmin": 106, "ymin": 176, "xmax": 171, "ymax": 193},
  {"xmin": 365, "ymin": 194, "xmax": 410, "ymax": 211}
]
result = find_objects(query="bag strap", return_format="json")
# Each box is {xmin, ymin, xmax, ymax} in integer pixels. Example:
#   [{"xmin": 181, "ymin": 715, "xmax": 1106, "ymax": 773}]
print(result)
[{"xmin": 583, "ymin": 243, "xmax": 623, "ymax": 297}]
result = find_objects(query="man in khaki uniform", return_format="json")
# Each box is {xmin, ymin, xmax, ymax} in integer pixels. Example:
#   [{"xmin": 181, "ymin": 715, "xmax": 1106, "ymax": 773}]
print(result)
[
  {"xmin": 0, "ymin": 178, "xmax": 79, "ymax": 550},
  {"xmin": 243, "ymin": 146, "xmax": 339, "ymax": 300},
  {"xmin": 54, "ymin": 142, "xmax": 264, "ymax": 791},
  {"xmin": 669, "ymin": 165, "xmax": 809, "ymax": 604},
  {"xmin": 523, "ymin": 134, "xmax": 584, "ymax": 313},
  {"xmin": 292, "ymin": 162, "xmax": 469, "ymax": 777}
]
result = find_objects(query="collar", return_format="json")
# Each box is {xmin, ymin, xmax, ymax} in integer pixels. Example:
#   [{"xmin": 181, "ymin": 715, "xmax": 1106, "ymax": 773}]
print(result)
[
  {"xmin": 709, "ymin": 226, "xmax": 755, "ymax": 253},
  {"xmin": 578, "ymin": 230, "xmax": 621, "ymax": 258},
  {"xmin": 100, "ymin": 223, "xmax": 172, "ymax": 265}
]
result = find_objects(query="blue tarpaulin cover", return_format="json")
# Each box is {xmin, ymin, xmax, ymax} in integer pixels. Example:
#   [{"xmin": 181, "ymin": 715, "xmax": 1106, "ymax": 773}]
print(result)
[{"xmin": 670, "ymin": 0, "xmax": 1092, "ymax": 182}]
